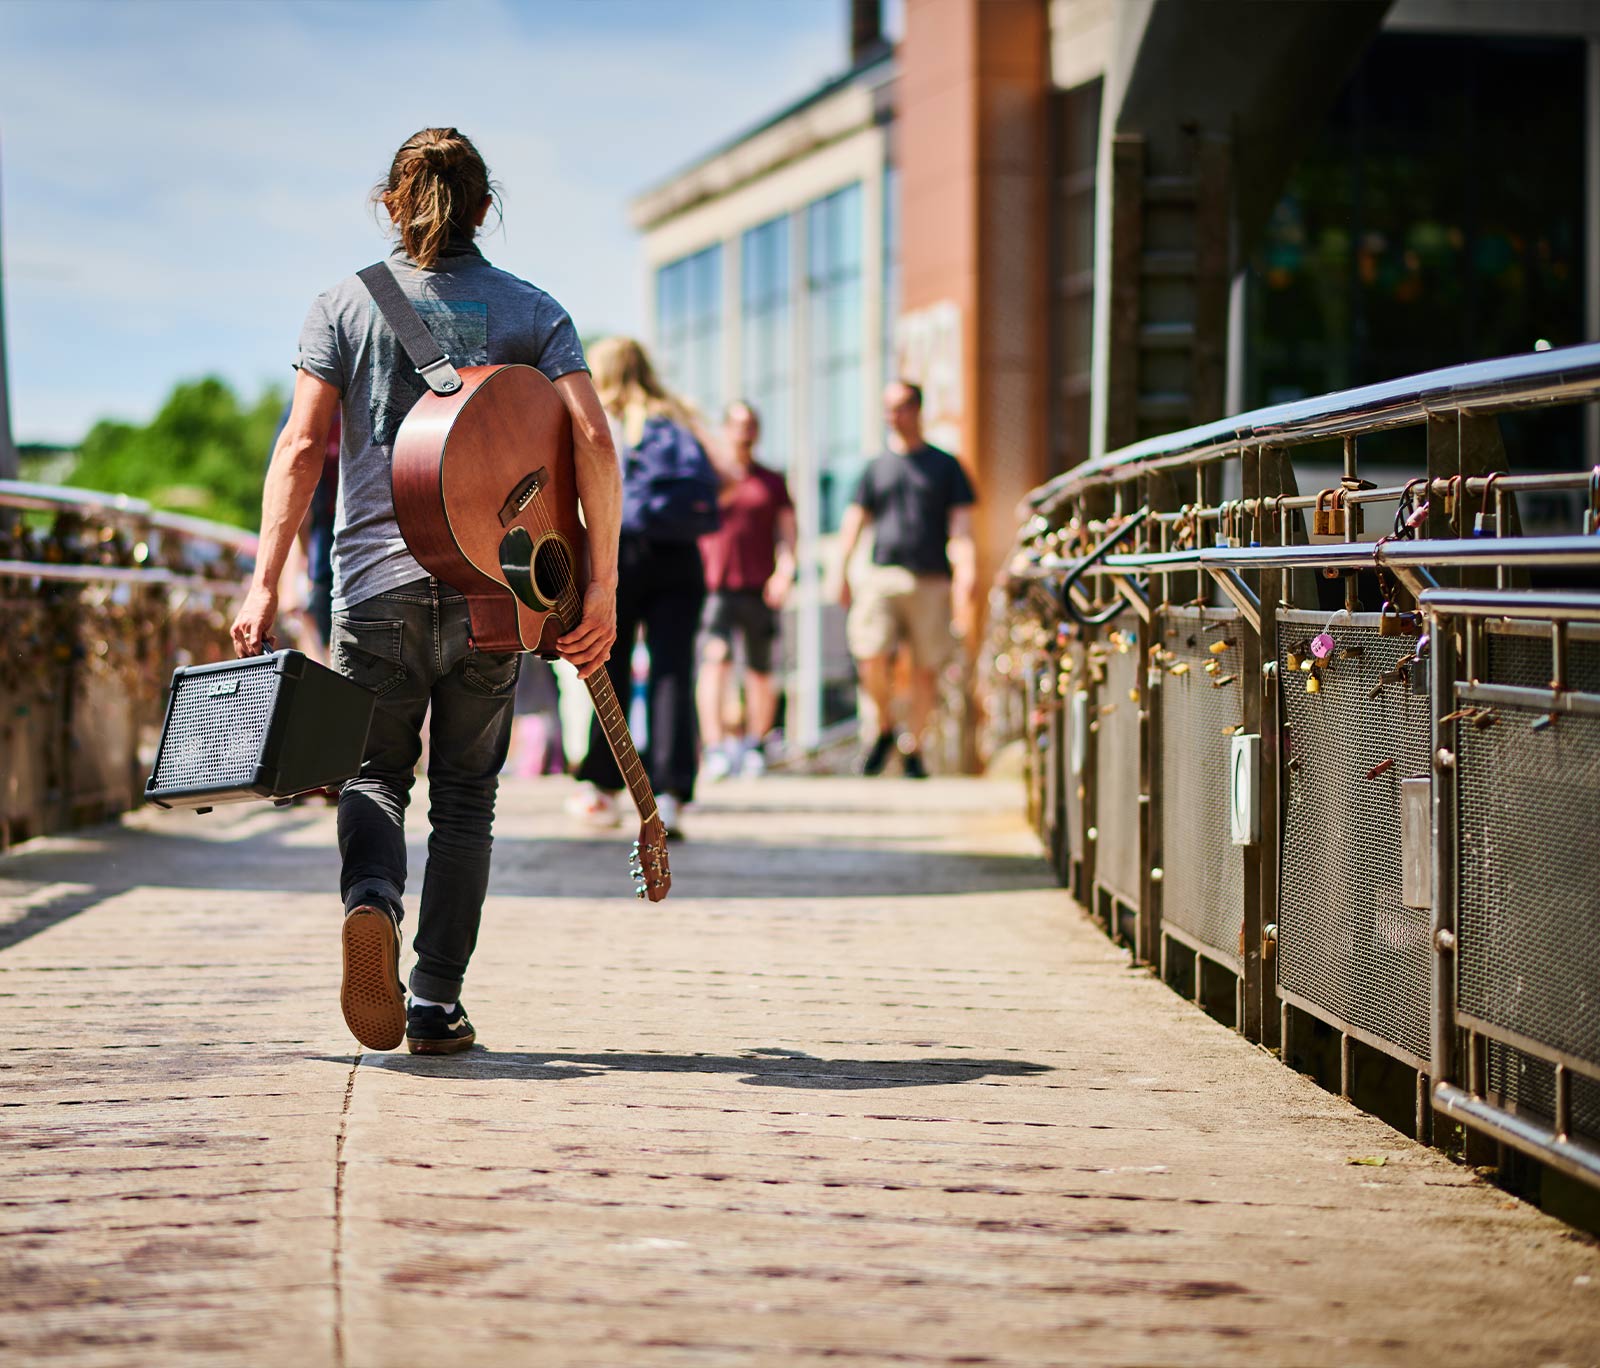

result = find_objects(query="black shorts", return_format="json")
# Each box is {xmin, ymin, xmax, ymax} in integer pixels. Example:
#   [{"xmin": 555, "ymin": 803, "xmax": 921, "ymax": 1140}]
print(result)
[{"xmin": 702, "ymin": 590, "xmax": 778, "ymax": 674}]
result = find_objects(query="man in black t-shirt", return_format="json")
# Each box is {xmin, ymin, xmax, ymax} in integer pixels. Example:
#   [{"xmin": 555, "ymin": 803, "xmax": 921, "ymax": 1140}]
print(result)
[{"xmin": 833, "ymin": 381, "xmax": 976, "ymax": 778}]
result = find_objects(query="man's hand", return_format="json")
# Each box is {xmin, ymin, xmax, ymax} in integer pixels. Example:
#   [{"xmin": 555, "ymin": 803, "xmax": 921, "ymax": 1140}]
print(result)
[
  {"xmin": 231, "ymin": 584, "xmax": 279, "ymax": 658},
  {"xmin": 763, "ymin": 570, "xmax": 793, "ymax": 612},
  {"xmin": 557, "ymin": 579, "xmax": 618, "ymax": 678},
  {"xmin": 951, "ymin": 572, "xmax": 977, "ymax": 639}
]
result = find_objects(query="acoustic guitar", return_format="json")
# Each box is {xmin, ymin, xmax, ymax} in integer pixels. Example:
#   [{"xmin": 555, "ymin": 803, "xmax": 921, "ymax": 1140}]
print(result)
[{"xmin": 389, "ymin": 362, "xmax": 669, "ymax": 902}]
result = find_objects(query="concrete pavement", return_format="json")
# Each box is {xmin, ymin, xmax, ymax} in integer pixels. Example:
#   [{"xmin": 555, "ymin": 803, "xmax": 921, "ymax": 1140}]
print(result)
[{"xmin": 1, "ymin": 775, "xmax": 1596, "ymax": 1366}]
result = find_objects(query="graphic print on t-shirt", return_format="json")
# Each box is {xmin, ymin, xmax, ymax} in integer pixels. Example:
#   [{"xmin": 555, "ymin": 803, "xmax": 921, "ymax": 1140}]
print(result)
[{"xmin": 369, "ymin": 299, "xmax": 489, "ymax": 446}]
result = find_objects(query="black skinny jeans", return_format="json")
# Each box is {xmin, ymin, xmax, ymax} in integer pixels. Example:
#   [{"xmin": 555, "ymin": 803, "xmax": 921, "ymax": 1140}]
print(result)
[{"xmin": 577, "ymin": 535, "xmax": 705, "ymax": 803}]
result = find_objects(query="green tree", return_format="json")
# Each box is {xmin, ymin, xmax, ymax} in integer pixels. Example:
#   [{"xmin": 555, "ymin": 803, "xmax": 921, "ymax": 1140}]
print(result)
[{"xmin": 70, "ymin": 377, "xmax": 286, "ymax": 530}]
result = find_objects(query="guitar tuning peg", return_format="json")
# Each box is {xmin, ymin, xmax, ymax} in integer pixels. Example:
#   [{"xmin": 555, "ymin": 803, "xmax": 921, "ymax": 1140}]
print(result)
[{"xmin": 635, "ymin": 886, "xmax": 646, "ymax": 899}]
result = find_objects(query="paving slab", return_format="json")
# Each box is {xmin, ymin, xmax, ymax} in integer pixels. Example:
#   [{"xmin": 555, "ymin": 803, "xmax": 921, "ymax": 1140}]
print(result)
[{"xmin": 0, "ymin": 775, "xmax": 1596, "ymax": 1367}]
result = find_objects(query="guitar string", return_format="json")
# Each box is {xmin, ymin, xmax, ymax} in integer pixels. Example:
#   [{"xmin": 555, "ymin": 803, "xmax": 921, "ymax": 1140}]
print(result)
[
  {"xmin": 514, "ymin": 492, "xmax": 667, "ymax": 898},
  {"xmin": 514, "ymin": 490, "xmax": 662, "ymax": 837}
]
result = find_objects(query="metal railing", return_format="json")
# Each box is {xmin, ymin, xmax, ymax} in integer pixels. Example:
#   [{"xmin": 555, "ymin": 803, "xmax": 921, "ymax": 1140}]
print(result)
[
  {"xmin": 987, "ymin": 341, "xmax": 1600, "ymax": 1189},
  {"xmin": 0, "ymin": 479, "xmax": 255, "ymax": 849}
]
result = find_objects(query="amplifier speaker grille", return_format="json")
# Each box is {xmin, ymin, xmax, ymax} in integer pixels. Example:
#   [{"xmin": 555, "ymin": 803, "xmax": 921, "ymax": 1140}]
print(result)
[
  {"xmin": 146, "ymin": 652, "xmax": 374, "ymax": 809},
  {"xmin": 148, "ymin": 663, "xmax": 280, "ymax": 792}
]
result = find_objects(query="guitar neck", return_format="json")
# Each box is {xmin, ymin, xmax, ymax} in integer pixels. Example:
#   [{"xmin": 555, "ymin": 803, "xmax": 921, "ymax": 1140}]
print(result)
[{"xmin": 580, "ymin": 656, "xmax": 658, "ymax": 824}]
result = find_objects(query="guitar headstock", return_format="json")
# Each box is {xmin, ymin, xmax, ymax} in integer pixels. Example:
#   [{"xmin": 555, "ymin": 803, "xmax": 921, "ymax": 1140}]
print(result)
[{"xmin": 629, "ymin": 814, "xmax": 671, "ymax": 902}]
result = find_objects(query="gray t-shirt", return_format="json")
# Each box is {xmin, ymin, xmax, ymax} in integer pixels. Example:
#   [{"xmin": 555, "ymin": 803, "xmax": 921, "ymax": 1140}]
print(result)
[{"xmin": 295, "ymin": 241, "xmax": 588, "ymax": 610}]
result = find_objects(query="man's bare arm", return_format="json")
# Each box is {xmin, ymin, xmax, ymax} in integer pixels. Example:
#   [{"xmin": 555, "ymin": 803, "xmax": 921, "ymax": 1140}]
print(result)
[
  {"xmin": 948, "ymin": 504, "xmax": 977, "ymax": 635},
  {"xmin": 231, "ymin": 370, "xmax": 340, "ymax": 656},
  {"xmin": 832, "ymin": 502, "xmax": 870, "ymax": 609},
  {"xmin": 765, "ymin": 505, "xmax": 798, "ymax": 610},
  {"xmin": 553, "ymin": 371, "xmax": 622, "ymax": 677}
]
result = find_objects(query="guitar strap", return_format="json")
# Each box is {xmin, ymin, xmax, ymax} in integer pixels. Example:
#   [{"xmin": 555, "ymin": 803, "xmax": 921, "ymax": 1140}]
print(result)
[{"xmin": 356, "ymin": 262, "xmax": 464, "ymax": 396}]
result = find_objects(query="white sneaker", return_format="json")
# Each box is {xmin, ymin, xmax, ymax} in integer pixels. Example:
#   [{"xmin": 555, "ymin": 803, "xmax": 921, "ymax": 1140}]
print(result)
[
  {"xmin": 701, "ymin": 745, "xmax": 734, "ymax": 782},
  {"xmin": 565, "ymin": 784, "xmax": 619, "ymax": 828},
  {"xmin": 657, "ymin": 793, "xmax": 684, "ymax": 840},
  {"xmin": 739, "ymin": 741, "xmax": 767, "ymax": 778}
]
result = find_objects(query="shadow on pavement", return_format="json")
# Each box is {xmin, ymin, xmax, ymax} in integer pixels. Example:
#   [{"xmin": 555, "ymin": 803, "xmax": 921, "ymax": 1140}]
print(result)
[
  {"xmin": 0, "ymin": 815, "xmax": 1053, "ymax": 952},
  {"xmin": 332, "ymin": 1045, "xmax": 1052, "ymax": 1091}
]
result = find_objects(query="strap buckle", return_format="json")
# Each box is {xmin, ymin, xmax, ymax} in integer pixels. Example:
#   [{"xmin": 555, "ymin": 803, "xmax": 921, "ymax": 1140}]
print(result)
[{"xmin": 417, "ymin": 355, "xmax": 462, "ymax": 395}]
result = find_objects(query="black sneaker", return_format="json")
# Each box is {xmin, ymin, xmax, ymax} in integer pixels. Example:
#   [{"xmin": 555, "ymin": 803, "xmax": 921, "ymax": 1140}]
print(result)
[
  {"xmin": 340, "ymin": 906, "xmax": 406, "ymax": 1052},
  {"xmin": 406, "ymin": 1000, "xmax": 476, "ymax": 1055},
  {"xmin": 901, "ymin": 750, "xmax": 927, "ymax": 780},
  {"xmin": 859, "ymin": 730, "xmax": 897, "ymax": 776}
]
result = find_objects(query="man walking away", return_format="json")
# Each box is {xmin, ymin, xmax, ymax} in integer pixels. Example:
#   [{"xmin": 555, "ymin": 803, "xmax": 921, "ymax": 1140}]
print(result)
[
  {"xmin": 833, "ymin": 381, "xmax": 975, "ymax": 779},
  {"xmin": 697, "ymin": 400, "xmax": 796, "ymax": 779}
]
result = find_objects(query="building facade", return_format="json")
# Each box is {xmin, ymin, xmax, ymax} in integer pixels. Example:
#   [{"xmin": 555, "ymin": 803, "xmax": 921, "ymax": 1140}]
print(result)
[
  {"xmin": 633, "ymin": 0, "xmax": 1600, "ymax": 756},
  {"xmin": 632, "ymin": 44, "xmax": 895, "ymax": 749}
]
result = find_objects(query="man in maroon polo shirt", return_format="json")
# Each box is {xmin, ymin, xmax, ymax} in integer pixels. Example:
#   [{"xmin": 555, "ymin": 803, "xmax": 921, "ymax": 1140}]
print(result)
[{"xmin": 697, "ymin": 400, "xmax": 796, "ymax": 779}]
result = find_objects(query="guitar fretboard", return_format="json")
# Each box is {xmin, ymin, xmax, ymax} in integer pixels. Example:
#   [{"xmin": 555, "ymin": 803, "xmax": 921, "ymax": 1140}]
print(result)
[{"xmin": 554, "ymin": 582, "xmax": 658, "ymax": 824}]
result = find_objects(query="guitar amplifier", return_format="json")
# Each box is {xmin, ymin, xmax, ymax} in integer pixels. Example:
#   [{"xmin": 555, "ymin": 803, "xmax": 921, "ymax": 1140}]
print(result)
[{"xmin": 145, "ymin": 651, "xmax": 375, "ymax": 811}]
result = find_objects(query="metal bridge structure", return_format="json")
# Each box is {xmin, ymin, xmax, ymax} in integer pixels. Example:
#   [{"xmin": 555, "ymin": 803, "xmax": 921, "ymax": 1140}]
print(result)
[{"xmin": 989, "ymin": 340, "xmax": 1600, "ymax": 1194}]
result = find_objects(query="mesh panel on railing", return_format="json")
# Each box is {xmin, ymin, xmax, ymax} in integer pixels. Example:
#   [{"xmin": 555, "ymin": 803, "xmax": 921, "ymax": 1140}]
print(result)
[
  {"xmin": 1457, "ymin": 699, "xmax": 1600, "ymax": 1075},
  {"xmin": 1485, "ymin": 627, "xmax": 1600, "ymax": 693},
  {"xmin": 1158, "ymin": 607, "xmax": 1244, "ymax": 966},
  {"xmin": 1278, "ymin": 617, "xmax": 1433, "ymax": 1064},
  {"xmin": 1487, "ymin": 1042, "xmax": 1600, "ymax": 1151},
  {"xmin": 1060, "ymin": 640, "xmax": 1084, "ymax": 886},
  {"xmin": 1040, "ymin": 651, "xmax": 1060, "ymax": 850},
  {"xmin": 1094, "ymin": 631, "xmax": 1142, "ymax": 907}
]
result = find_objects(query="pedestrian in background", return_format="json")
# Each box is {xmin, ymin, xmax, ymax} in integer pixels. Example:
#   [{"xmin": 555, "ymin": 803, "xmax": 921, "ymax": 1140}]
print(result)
[
  {"xmin": 568, "ymin": 337, "xmax": 718, "ymax": 839},
  {"xmin": 697, "ymin": 400, "xmax": 796, "ymax": 780},
  {"xmin": 833, "ymin": 380, "xmax": 976, "ymax": 778}
]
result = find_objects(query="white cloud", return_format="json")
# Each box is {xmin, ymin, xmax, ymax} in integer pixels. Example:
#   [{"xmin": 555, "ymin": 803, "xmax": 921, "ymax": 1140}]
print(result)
[{"xmin": 0, "ymin": 0, "xmax": 842, "ymax": 442}]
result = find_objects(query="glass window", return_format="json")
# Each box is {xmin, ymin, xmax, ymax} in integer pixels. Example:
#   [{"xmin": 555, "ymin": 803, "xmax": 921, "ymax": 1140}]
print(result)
[
  {"xmin": 654, "ymin": 243, "xmax": 723, "ymax": 420},
  {"xmin": 807, "ymin": 183, "xmax": 864, "ymax": 532},
  {"xmin": 883, "ymin": 164, "xmax": 900, "ymax": 386},
  {"xmin": 739, "ymin": 214, "xmax": 792, "ymax": 470},
  {"xmin": 1244, "ymin": 34, "xmax": 1584, "ymax": 469}
]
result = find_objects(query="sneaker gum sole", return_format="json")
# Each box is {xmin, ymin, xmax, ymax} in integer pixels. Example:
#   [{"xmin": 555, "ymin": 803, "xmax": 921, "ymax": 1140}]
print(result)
[
  {"xmin": 340, "ymin": 910, "xmax": 406, "ymax": 1052},
  {"xmin": 406, "ymin": 1031, "xmax": 476, "ymax": 1056}
]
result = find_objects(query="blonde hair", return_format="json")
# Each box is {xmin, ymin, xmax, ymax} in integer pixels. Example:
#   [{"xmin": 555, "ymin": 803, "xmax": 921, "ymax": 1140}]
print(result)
[
  {"xmin": 375, "ymin": 127, "xmax": 498, "ymax": 270},
  {"xmin": 587, "ymin": 336, "xmax": 696, "ymax": 447}
]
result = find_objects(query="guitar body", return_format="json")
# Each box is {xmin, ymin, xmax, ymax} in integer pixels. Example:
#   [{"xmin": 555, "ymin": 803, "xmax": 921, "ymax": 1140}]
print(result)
[
  {"xmin": 392, "ymin": 364, "xmax": 587, "ymax": 654},
  {"xmin": 388, "ymin": 362, "xmax": 671, "ymax": 901}
]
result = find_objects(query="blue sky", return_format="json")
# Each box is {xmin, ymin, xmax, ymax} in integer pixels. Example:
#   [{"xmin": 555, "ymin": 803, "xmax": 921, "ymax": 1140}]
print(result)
[{"xmin": 0, "ymin": 0, "xmax": 881, "ymax": 444}]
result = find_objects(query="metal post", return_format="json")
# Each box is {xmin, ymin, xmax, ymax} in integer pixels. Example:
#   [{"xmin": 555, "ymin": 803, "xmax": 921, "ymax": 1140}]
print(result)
[{"xmin": 1430, "ymin": 617, "xmax": 1460, "ymax": 1105}]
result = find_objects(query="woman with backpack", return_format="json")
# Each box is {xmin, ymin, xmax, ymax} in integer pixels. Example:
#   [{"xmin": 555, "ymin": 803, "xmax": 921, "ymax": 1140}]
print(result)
[{"xmin": 568, "ymin": 336, "xmax": 719, "ymax": 839}]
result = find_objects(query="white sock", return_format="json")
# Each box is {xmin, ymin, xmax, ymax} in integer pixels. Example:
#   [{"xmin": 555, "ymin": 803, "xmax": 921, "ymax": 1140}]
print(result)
[{"xmin": 410, "ymin": 994, "xmax": 457, "ymax": 1013}]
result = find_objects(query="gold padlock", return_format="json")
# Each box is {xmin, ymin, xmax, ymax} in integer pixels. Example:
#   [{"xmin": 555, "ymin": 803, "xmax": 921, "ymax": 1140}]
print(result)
[{"xmin": 1314, "ymin": 488, "xmax": 1344, "ymax": 536}]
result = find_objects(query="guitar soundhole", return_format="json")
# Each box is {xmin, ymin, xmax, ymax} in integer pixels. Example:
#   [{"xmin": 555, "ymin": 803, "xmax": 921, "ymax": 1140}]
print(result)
[
  {"xmin": 497, "ymin": 527, "xmax": 576, "ymax": 616},
  {"xmin": 532, "ymin": 536, "xmax": 576, "ymax": 612}
]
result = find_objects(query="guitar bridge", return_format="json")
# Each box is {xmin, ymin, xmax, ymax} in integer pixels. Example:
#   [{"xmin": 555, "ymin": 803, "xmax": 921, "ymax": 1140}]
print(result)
[{"xmin": 498, "ymin": 468, "xmax": 548, "ymax": 527}]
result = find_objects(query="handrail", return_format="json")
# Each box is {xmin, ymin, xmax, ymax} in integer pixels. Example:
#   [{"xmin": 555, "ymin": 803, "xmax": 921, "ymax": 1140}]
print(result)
[
  {"xmin": 1031, "ymin": 341, "xmax": 1600, "ymax": 510},
  {"xmin": 0, "ymin": 478, "xmax": 153, "ymax": 519},
  {"xmin": 1419, "ymin": 587, "xmax": 1600, "ymax": 621},
  {"xmin": 0, "ymin": 478, "xmax": 257, "ymax": 556},
  {"xmin": 0, "ymin": 560, "xmax": 243, "ymax": 593},
  {"xmin": 1059, "ymin": 507, "xmax": 1150, "ymax": 627}
]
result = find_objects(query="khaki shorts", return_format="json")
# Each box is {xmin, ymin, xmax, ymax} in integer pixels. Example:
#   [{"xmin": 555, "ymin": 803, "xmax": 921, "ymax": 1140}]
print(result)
[{"xmin": 847, "ymin": 565, "xmax": 954, "ymax": 667}]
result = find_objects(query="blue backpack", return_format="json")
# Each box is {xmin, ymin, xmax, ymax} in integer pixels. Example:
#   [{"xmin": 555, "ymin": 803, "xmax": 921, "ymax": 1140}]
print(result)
[{"xmin": 621, "ymin": 417, "xmax": 722, "ymax": 542}]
